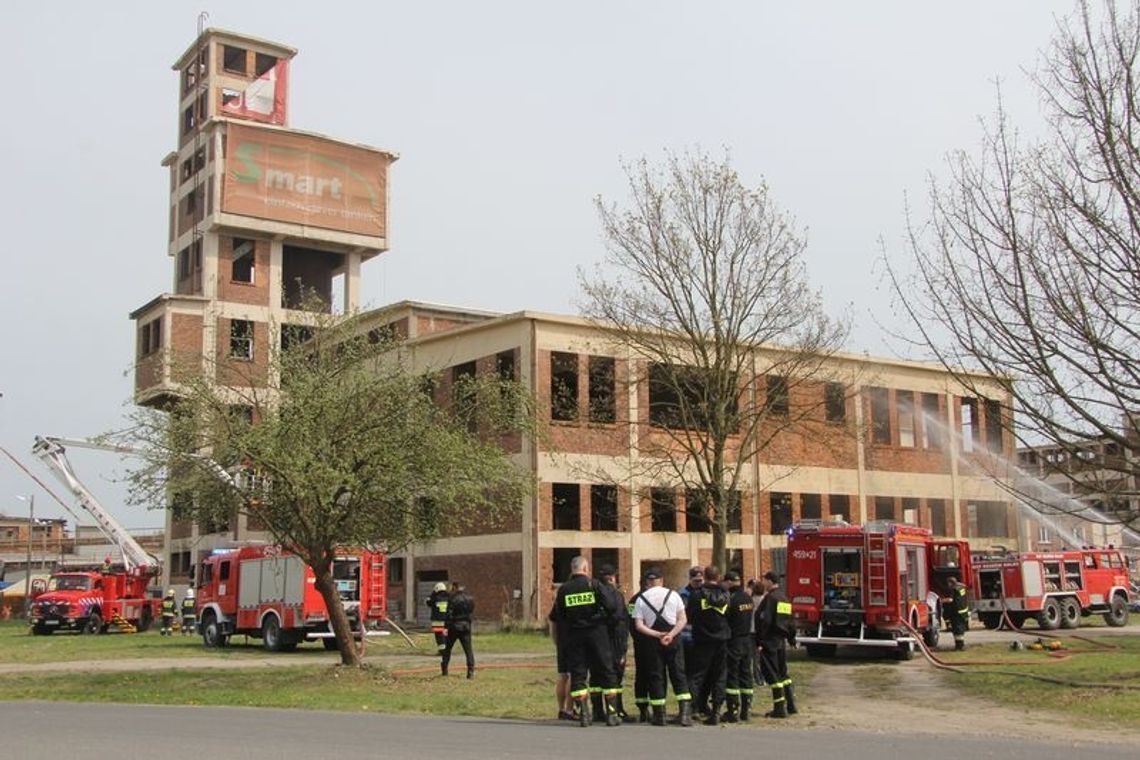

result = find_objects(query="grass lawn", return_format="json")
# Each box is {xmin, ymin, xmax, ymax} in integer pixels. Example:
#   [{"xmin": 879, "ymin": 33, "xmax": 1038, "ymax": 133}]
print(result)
[
  {"xmin": 935, "ymin": 635, "xmax": 1140, "ymax": 727},
  {"xmin": 0, "ymin": 620, "xmax": 553, "ymax": 665}
]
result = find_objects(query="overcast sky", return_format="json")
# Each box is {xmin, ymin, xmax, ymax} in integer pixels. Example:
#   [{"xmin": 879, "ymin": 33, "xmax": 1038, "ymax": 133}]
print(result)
[{"xmin": 0, "ymin": 1, "xmax": 1080, "ymax": 530}]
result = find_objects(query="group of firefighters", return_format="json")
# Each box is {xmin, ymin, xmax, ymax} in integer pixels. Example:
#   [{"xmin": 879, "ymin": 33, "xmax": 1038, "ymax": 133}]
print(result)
[
  {"xmin": 158, "ymin": 587, "xmax": 197, "ymax": 636},
  {"xmin": 426, "ymin": 581, "xmax": 477, "ymax": 678},
  {"xmin": 549, "ymin": 557, "xmax": 797, "ymax": 728}
]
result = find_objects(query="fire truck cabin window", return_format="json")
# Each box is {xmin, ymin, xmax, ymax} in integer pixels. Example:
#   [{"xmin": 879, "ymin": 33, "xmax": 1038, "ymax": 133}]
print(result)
[{"xmin": 220, "ymin": 561, "xmax": 231, "ymax": 581}]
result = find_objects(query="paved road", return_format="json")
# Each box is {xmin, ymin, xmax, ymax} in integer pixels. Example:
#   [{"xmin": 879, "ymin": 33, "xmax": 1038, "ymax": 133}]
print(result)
[{"xmin": 1, "ymin": 702, "xmax": 1134, "ymax": 760}]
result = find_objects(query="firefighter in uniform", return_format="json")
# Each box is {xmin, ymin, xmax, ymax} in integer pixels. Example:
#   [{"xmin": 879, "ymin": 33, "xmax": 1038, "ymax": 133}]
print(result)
[
  {"xmin": 180, "ymin": 588, "xmax": 197, "ymax": 636},
  {"xmin": 685, "ymin": 565, "xmax": 731, "ymax": 725},
  {"xmin": 441, "ymin": 582, "xmax": 476, "ymax": 678},
  {"xmin": 549, "ymin": 555, "xmax": 621, "ymax": 727},
  {"xmin": 160, "ymin": 588, "xmax": 177, "ymax": 637},
  {"xmin": 946, "ymin": 576, "xmax": 970, "ymax": 651},
  {"xmin": 722, "ymin": 570, "xmax": 755, "ymax": 722},
  {"xmin": 593, "ymin": 565, "xmax": 633, "ymax": 723},
  {"xmin": 427, "ymin": 581, "xmax": 450, "ymax": 670},
  {"xmin": 755, "ymin": 571, "xmax": 797, "ymax": 718},
  {"xmin": 627, "ymin": 572, "xmax": 651, "ymax": 722},
  {"xmin": 633, "ymin": 567, "xmax": 692, "ymax": 727}
]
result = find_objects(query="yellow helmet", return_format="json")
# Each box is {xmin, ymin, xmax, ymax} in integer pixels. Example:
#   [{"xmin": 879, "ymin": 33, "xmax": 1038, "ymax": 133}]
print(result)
[{"xmin": 166, "ymin": 588, "xmax": 176, "ymax": 596}]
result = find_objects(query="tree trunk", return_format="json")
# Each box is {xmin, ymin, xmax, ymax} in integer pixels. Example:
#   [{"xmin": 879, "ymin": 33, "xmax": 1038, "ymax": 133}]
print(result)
[
  {"xmin": 711, "ymin": 493, "xmax": 728, "ymax": 571},
  {"xmin": 313, "ymin": 568, "xmax": 361, "ymax": 667}
]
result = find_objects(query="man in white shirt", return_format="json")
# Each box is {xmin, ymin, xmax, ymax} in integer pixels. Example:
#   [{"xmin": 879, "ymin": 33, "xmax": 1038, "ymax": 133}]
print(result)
[{"xmin": 633, "ymin": 567, "xmax": 693, "ymax": 726}]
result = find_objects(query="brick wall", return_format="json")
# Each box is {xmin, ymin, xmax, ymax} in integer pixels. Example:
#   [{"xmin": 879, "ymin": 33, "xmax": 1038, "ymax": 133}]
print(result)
[
  {"xmin": 414, "ymin": 551, "xmax": 522, "ymax": 622},
  {"xmin": 215, "ymin": 318, "xmax": 269, "ymax": 387},
  {"xmin": 217, "ymin": 237, "xmax": 271, "ymax": 306},
  {"xmin": 539, "ymin": 349, "xmax": 629, "ymax": 457}
]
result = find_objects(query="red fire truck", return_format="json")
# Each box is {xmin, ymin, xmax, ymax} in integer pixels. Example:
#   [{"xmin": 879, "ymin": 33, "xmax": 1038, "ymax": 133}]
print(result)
[
  {"xmin": 28, "ymin": 436, "xmax": 162, "ymax": 635},
  {"xmin": 195, "ymin": 545, "xmax": 387, "ymax": 651},
  {"xmin": 787, "ymin": 521, "xmax": 973, "ymax": 659},
  {"xmin": 972, "ymin": 548, "xmax": 1132, "ymax": 630}
]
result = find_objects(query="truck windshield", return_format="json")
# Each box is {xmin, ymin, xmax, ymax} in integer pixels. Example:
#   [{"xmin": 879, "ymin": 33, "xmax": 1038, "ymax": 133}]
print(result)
[{"xmin": 48, "ymin": 575, "xmax": 92, "ymax": 592}]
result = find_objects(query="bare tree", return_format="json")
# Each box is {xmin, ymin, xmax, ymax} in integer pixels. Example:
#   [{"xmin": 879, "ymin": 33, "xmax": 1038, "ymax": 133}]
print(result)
[
  {"xmin": 889, "ymin": 1, "xmax": 1140, "ymax": 532},
  {"xmin": 580, "ymin": 150, "xmax": 850, "ymax": 570}
]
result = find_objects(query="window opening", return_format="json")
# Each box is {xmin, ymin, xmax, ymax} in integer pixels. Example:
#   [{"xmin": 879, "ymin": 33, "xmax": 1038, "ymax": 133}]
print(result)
[
  {"xmin": 921, "ymin": 393, "xmax": 941, "ymax": 449},
  {"xmin": 229, "ymin": 319, "xmax": 254, "ymax": 360},
  {"xmin": 960, "ymin": 398, "xmax": 978, "ymax": 452},
  {"xmin": 870, "ymin": 387, "xmax": 891, "ymax": 445},
  {"xmin": 231, "ymin": 239, "xmax": 255, "ymax": 283},
  {"xmin": 928, "ymin": 498, "xmax": 946, "ymax": 535},
  {"xmin": 984, "ymin": 398, "xmax": 1003, "ymax": 452},
  {"xmin": 898, "ymin": 391, "xmax": 915, "ymax": 448},
  {"xmin": 588, "ymin": 356, "xmax": 616, "ymax": 423},
  {"xmin": 769, "ymin": 492, "xmax": 792, "ymax": 534},
  {"xmin": 650, "ymin": 488, "xmax": 677, "ymax": 532},
  {"xmin": 452, "ymin": 362, "xmax": 477, "ymax": 433},
  {"xmin": 825, "ymin": 382, "xmax": 846, "ymax": 423},
  {"xmin": 874, "ymin": 496, "xmax": 895, "ymax": 522},
  {"xmin": 801, "ymin": 493, "xmax": 822, "ymax": 521},
  {"xmin": 550, "ymin": 352, "xmax": 579, "ymax": 421},
  {"xmin": 552, "ymin": 548, "xmax": 580, "ymax": 584},
  {"xmin": 590, "ymin": 484, "xmax": 618, "ymax": 531},
  {"xmin": 552, "ymin": 483, "xmax": 581, "ymax": 530},
  {"xmin": 766, "ymin": 375, "xmax": 789, "ymax": 417},
  {"xmin": 255, "ymin": 53, "xmax": 277, "ymax": 77},
  {"xmin": 223, "ymin": 45, "xmax": 247, "ymax": 75},
  {"xmin": 829, "ymin": 494, "xmax": 851, "ymax": 522},
  {"xmin": 685, "ymin": 489, "xmax": 711, "ymax": 533}
]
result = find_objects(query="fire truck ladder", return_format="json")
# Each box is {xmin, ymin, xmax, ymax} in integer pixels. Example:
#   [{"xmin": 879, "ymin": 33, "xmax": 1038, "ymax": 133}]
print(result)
[
  {"xmin": 866, "ymin": 531, "xmax": 888, "ymax": 607},
  {"xmin": 366, "ymin": 557, "xmax": 386, "ymax": 619}
]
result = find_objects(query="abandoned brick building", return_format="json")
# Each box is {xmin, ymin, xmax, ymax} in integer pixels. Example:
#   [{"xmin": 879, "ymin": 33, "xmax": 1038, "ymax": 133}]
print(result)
[{"xmin": 131, "ymin": 29, "xmax": 1020, "ymax": 624}]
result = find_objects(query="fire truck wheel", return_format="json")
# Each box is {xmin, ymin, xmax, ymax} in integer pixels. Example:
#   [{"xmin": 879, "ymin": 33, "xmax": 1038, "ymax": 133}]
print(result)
[
  {"xmin": 804, "ymin": 644, "xmax": 837, "ymax": 658},
  {"xmin": 922, "ymin": 625, "xmax": 940, "ymax": 649},
  {"xmin": 31, "ymin": 623, "xmax": 53, "ymax": 636},
  {"xmin": 979, "ymin": 613, "xmax": 1002, "ymax": 630},
  {"xmin": 137, "ymin": 607, "xmax": 153, "ymax": 633},
  {"xmin": 81, "ymin": 612, "xmax": 104, "ymax": 635},
  {"xmin": 201, "ymin": 611, "xmax": 227, "ymax": 648},
  {"xmin": 1037, "ymin": 599, "xmax": 1062, "ymax": 630},
  {"xmin": 1104, "ymin": 595, "xmax": 1129, "ymax": 627},
  {"xmin": 892, "ymin": 640, "xmax": 915, "ymax": 661},
  {"xmin": 1059, "ymin": 598, "xmax": 1081, "ymax": 629},
  {"xmin": 262, "ymin": 615, "xmax": 285, "ymax": 652}
]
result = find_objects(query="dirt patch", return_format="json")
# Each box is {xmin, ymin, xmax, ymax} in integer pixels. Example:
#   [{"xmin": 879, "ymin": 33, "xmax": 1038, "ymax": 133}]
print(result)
[{"xmin": 797, "ymin": 659, "xmax": 1140, "ymax": 745}]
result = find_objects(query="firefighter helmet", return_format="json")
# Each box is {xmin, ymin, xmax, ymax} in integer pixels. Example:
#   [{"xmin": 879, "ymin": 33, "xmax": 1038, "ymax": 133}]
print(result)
[
  {"xmin": 184, "ymin": 588, "xmax": 196, "ymax": 599},
  {"xmin": 166, "ymin": 588, "xmax": 175, "ymax": 596},
  {"xmin": 433, "ymin": 582, "xmax": 447, "ymax": 593}
]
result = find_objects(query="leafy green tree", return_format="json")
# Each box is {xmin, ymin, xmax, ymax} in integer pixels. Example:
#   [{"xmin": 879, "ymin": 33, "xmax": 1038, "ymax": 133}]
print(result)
[{"xmin": 126, "ymin": 310, "xmax": 532, "ymax": 666}]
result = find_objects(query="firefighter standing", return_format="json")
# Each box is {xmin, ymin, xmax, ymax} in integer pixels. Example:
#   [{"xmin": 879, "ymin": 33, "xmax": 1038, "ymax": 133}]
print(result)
[
  {"xmin": 427, "ymin": 581, "xmax": 450, "ymax": 669},
  {"xmin": 722, "ymin": 570, "xmax": 755, "ymax": 722},
  {"xmin": 441, "ymin": 581, "xmax": 476, "ymax": 678},
  {"xmin": 946, "ymin": 576, "xmax": 970, "ymax": 651},
  {"xmin": 180, "ymin": 588, "xmax": 197, "ymax": 636},
  {"xmin": 754, "ymin": 571, "xmax": 797, "ymax": 718},
  {"xmin": 627, "ymin": 573, "xmax": 651, "ymax": 722},
  {"xmin": 549, "ymin": 555, "xmax": 621, "ymax": 727},
  {"xmin": 686, "ymin": 565, "xmax": 731, "ymax": 725},
  {"xmin": 678, "ymin": 565, "xmax": 703, "ymax": 685},
  {"xmin": 160, "ymin": 588, "xmax": 177, "ymax": 637},
  {"xmin": 632, "ymin": 567, "xmax": 691, "ymax": 727},
  {"xmin": 593, "ymin": 565, "xmax": 633, "ymax": 723}
]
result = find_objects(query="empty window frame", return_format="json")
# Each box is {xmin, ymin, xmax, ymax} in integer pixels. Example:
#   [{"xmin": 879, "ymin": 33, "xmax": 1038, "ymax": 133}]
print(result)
[
  {"xmin": 229, "ymin": 319, "xmax": 254, "ymax": 360},
  {"xmin": 902, "ymin": 497, "xmax": 919, "ymax": 526},
  {"xmin": 138, "ymin": 318, "xmax": 162, "ymax": 357},
  {"xmin": 552, "ymin": 548, "xmax": 581, "ymax": 584},
  {"xmin": 960, "ymin": 397, "xmax": 979, "ymax": 452},
  {"xmin": 874, "ymin": 496, "xmax": 896, "ymax": 522},
  {"xmin": 825, "ymin": 382, "xmax": 846, "ymax": 423},
  {"xmin": 969, "ymin": 500, "xmax": 1009, "ymax": 538},
  {"xmin": 801, "ymin": 493, "xmax": 822, "ymax": 521},
  {"xmin": 550, "ymin": 352, "xmax": 579, "ymax": 422},
  {"xmin": 222, "ymin": 45, "xmax": 247, "ymax": 75},
  {"xmin": 983, "ymin": 398, "xmax": 1003, "ymax": 452},
  {"xmin": 921, "ymin": 392, "xmax": 942, "ymax": 449},
  {"xmin": 280, "ymin": 324, "xmax": 313, "ymax": 352},
  {"xmin": 685, "ymin": 489, "xmax": 711, "ymax": 533},
  {"xmin": 231, "ymin": 238, "xmax": 255, "ymax": 283},
  {"xmin": 769, "ymin": 492, "xmax": 793, "ymax": 534},
  {"xmin": 593, "ymin": 548, "xmax": 619, "ymax": 576},
  {"xmin": 552, "ymin": 483, "xmax": 581, "ymax": 530},
  {"xmin": 650, "ymin": 488, "xmax": 677, "ymax": 532},
  {"xmin": 829, "ymin": 494, "xmax": 851, "ymax": 522},
  {"xmin": 897, "ymin": 391, "xmax": 915, "ymax": 448},
  {"xmin": 496, "ymin": 350, "xmax": 516, "ymax": 383},
  {"xmin": 453, "ymin": 361, "xmax": 477, "ymax": 433},
  {"xmin": 254, "ymin": 52, "xmax": 277, "ymax": 77},
  {"xmin": 590, "ymin": 484, "xmax": 619, "ymax": 531},
  {"xmin": 766, "ymin": 375, "xmax": 789, "ymax": 417},
  {"xmin": 869, "ymin": 387, "xmax": 891, "ymax": 445},
  {"xmin": 928, "ymin": 498, "xmax": 947, "ymax": 536},
  {"xmin": 588, "ymin": 356, "xmax": 616, "ymax": 423},
  {"xmin": 726, "ymin": 490, "xmax": 742, "ymax": 533}
]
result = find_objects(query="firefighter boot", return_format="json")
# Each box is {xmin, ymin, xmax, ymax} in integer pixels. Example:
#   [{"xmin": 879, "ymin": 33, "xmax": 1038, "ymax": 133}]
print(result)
[
  {"xmin": 721, "ymin": 693, "xmax": 739, "ymax": 723},
  {"xmin": 590, "ymin": 693, "xmax": 606, "ymax": 723},
  {"xmin": 765, "ymin": 686, "xmax": 788, "ymax": 719},
  {"xmin": 955, "ymin": 637, "xmax": 966, "ymax": 651},
  {"xmin": 467, "ymin": 668, "xmax": 474, "ymax": 679},
  {"xmin": 784, "ymin": 684, "xmax": 797, "ymax": 715},
  {"xmin": 703, "ymin": 701, "xmax": 721, "ymax": 726},
  {"xmin": 605, "ymin": 694, "xmax": 621, "ymax": 727},
  {"xmin": 577, "ymin": 696, "xmax": 592, "ymax": 728},
  {"xmin": 637, "ymin": 702, "xmax": 649, "ymax": 723},
  {"xmin": 651, "ymin": 704, "xmax": 666, "ymax": 726},
  {"xmin": 440, "ymin": 661, "xmax": 448, "ymax": 677},
  {"xmin": 616, "ymin": 693, "xmax": 636, "ymax": 723},
  {"xmin": 739, "ymin": 693, "xmax": 752, "ymax": 722},
  {"xmin": 678, "ymin": 699, "xmax": 693, "ymax": 727}
]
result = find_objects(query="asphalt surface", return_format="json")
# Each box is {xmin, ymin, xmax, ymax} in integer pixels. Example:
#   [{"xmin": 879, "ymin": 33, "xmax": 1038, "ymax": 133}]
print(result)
[{"xmin": 2, "ymin": 702, "xmax": 1135, "ymax": 760}]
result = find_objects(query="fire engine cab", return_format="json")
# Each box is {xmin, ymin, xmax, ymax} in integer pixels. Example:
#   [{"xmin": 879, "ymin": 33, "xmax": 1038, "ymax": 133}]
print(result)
[
  {"xmin": 787, "ymin": 520, "xmax": 972, "ymax": 659},
  {"xmin": 195, "ymin": 545, "xmax": 387, "ymax": 651},
  {"xmin": 972, "ymin": 547, "xmax": 1132, "ymax": 630}
]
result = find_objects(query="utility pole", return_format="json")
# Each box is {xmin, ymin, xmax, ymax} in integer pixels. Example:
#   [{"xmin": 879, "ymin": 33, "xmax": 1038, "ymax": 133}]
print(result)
[{"xmin": 17, "ymin": 494, "xmax": 34, "ymax": 618}]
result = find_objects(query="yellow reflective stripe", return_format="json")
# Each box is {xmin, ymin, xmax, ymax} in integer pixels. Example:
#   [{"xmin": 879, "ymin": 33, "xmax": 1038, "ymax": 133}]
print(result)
[
  {"xmin": 649, "ymin": 698, "xmax": 667, "ymax": 706},
  {"xmin": 570, "ymin": 688, "xmax": 589, "ymax": 698},
  {"xmin": 700, "ymin": 598, "xmax": 728, "ymax": 614},
  {"xmin": 675, "ymin": 693, "xmax": 692, "ymax": 701},
  {"xmin": 564, "ymin": 591, "xmax": 596, "ymax": 607},
  {"xmin": 776, "ymin": 601, "xmax": 792, "ymax": 615}
]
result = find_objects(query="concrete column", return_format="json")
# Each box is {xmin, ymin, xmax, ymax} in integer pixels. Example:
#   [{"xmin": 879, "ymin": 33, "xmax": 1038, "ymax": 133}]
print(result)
[{"xmin": 345, "ymin": 251, "xmax": 362, "ymax": 312}]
